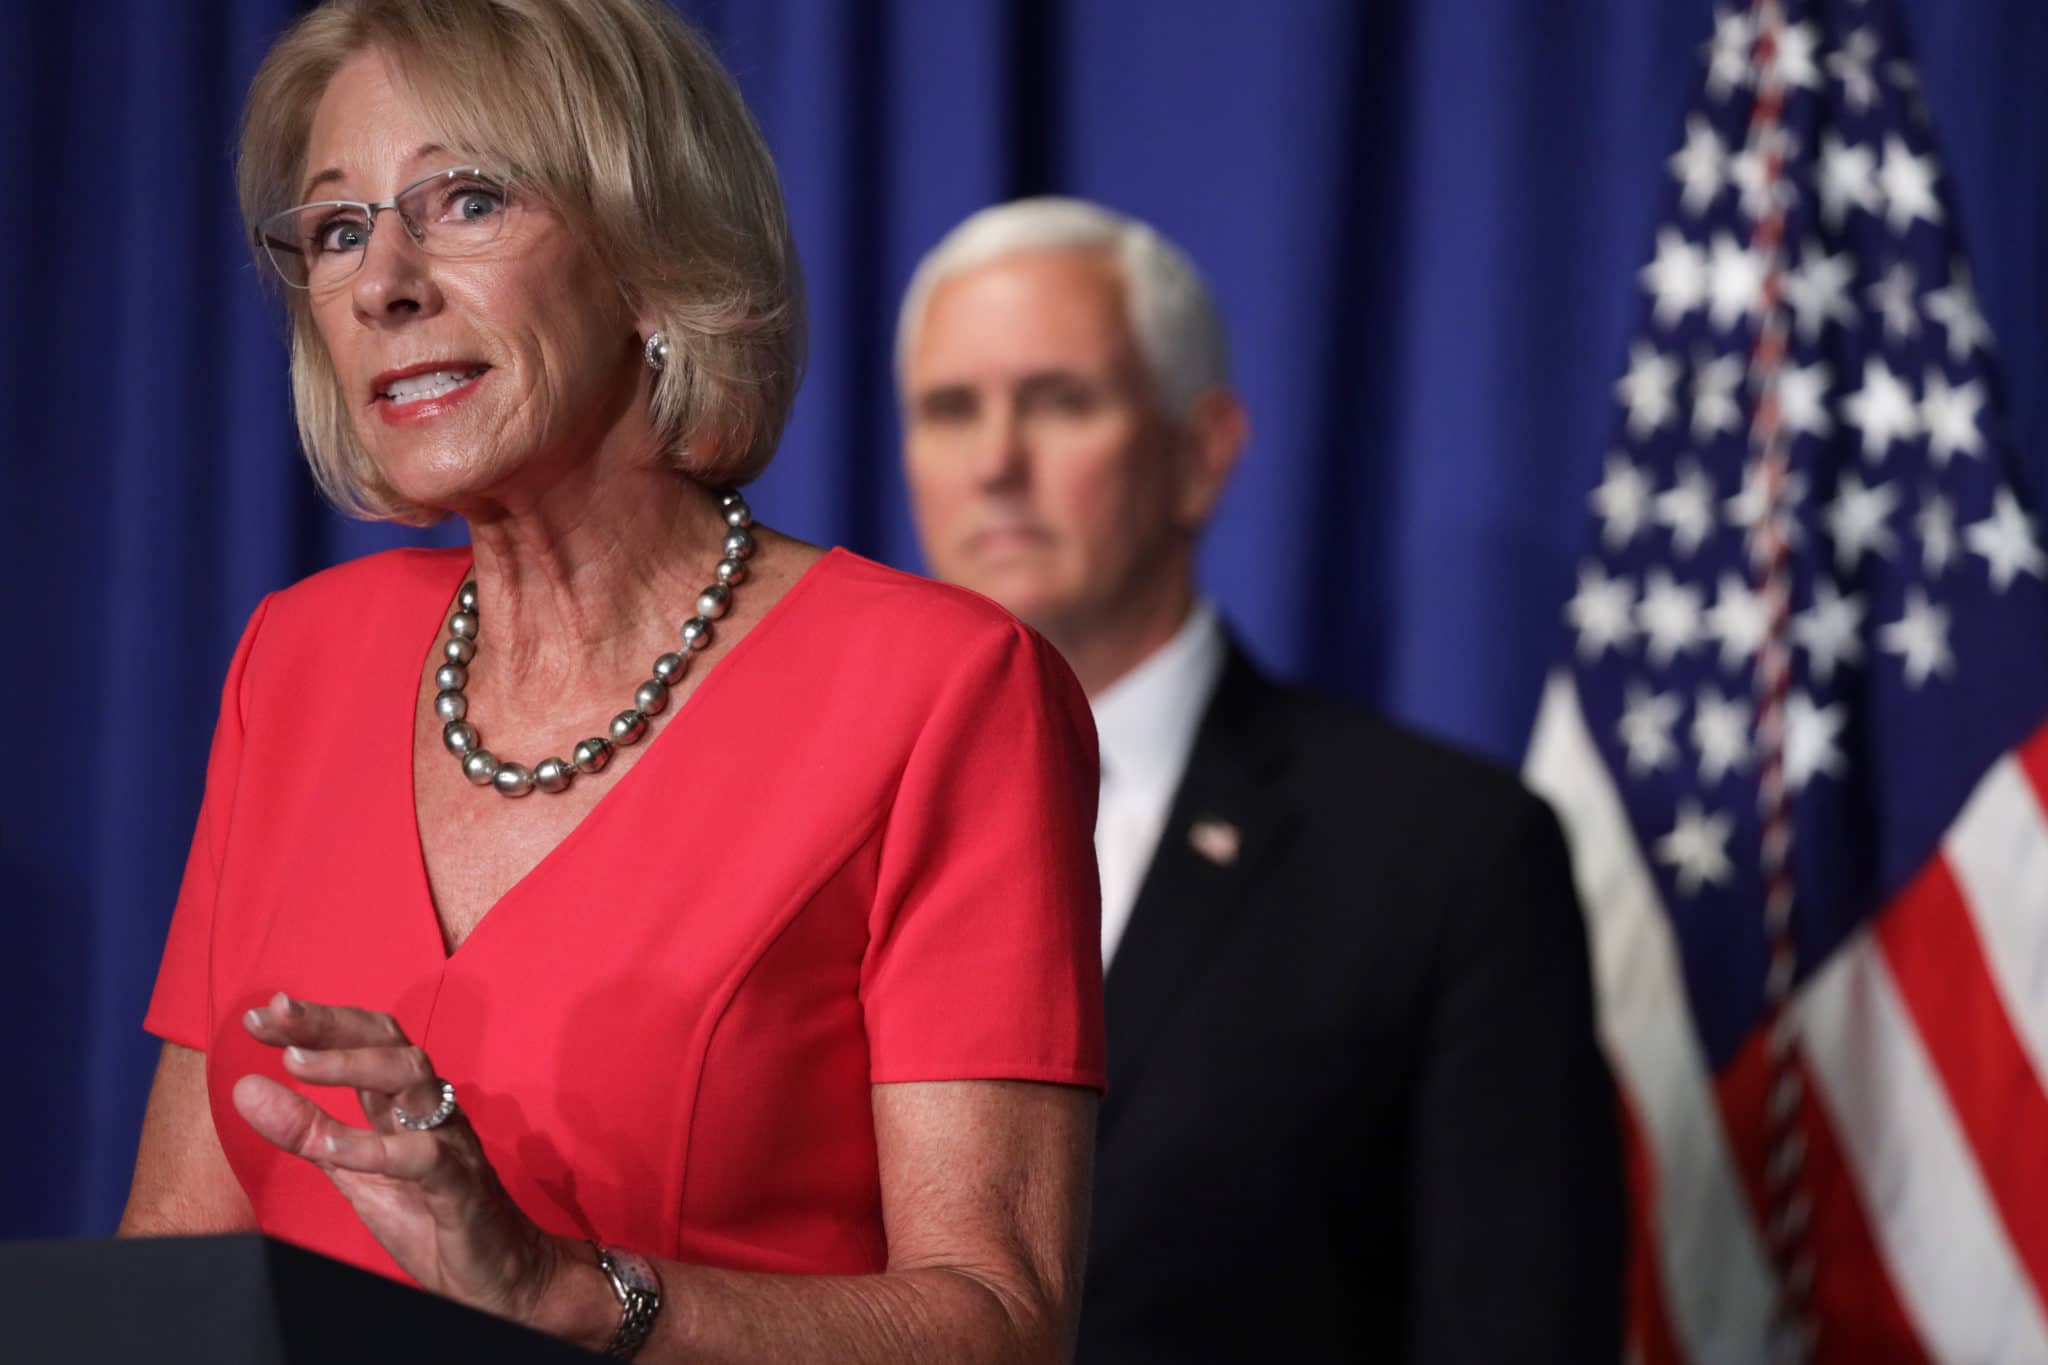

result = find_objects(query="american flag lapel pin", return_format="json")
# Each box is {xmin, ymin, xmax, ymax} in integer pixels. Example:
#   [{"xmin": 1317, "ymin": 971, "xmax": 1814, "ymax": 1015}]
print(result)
[{"xmin": 1188, "ymin": 818, "xmax": 1241, "ymax": 867}]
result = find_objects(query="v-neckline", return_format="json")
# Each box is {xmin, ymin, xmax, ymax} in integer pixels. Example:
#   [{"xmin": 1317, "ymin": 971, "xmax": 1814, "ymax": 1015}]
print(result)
[{"xmin": 398, "ymin": 546, "xmax": 845, "ymax": 966}]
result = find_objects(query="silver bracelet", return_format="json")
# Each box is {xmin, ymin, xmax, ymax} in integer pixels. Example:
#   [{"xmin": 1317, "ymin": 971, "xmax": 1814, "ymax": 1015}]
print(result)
[{"xmin": 590, "ymin": 1241, "xmax": 662, "ymax": 1359}]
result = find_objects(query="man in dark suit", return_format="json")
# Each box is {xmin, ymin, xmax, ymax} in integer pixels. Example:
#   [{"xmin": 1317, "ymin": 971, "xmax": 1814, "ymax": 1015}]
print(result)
[{"xmin": 896, "ymin": 197, "xmax": 1624, "ymax": 1362}]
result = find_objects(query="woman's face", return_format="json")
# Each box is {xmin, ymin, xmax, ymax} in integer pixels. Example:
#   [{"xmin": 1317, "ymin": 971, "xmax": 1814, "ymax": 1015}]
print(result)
[{"xmin": 299, "ymin": 50, "xmax": 648, "ymax": 511}]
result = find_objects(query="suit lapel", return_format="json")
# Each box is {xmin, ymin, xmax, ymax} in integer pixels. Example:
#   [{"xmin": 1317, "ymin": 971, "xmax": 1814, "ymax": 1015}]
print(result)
[{"xmin": 1100, "ymin": 639, "xmax": 1296, "ymax": 1132}]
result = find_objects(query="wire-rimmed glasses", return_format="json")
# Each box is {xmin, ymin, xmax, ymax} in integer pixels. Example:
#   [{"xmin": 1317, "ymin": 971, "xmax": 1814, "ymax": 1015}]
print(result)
[{"xmin": 255, "ymin": 165, "xmax": 519, "ymax": 291}]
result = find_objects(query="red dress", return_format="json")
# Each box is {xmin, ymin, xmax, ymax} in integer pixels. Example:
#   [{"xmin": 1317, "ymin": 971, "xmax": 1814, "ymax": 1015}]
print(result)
[{"xmin": 146, "ymin": 546, "xmax": 1104, "ymax": 1282}]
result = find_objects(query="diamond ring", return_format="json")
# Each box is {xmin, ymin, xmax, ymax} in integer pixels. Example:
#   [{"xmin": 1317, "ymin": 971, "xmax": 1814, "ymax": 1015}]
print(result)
[{"xmin": 392, "ymin": 1079, "xmax": 459, "ymax": 1132}]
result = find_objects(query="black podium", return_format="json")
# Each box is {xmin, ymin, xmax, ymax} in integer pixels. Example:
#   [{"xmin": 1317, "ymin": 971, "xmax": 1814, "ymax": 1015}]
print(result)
[{"xmin": 0, "ymin": 1234, "xmax": 601, "ymax": 1362}]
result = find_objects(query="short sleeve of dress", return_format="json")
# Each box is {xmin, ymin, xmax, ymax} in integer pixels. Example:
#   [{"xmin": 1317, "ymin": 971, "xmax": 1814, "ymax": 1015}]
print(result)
[
  {"xmin": 143, "ymin": 594, "xmax": 273, "ymax": 1052},
  {"xmin": 862, "ymin": 618, "xmax": 1105, "ymax": 1091}
]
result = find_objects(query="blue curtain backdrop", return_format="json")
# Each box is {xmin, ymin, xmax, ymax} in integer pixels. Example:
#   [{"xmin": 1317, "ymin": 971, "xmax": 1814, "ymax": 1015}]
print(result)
[{"xmin": 2, "ymin": 0, "xmax": 2042, "ymax": 1238}]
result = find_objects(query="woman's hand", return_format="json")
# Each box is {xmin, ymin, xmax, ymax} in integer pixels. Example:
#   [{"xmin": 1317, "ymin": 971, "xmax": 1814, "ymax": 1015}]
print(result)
[{"xmin": 233, "ymin": 992, "xmax": 567, "ymax": 1324}]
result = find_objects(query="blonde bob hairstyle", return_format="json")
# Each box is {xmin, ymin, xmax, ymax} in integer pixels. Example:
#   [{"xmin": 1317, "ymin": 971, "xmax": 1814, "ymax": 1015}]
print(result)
[{"xmin": 238, "ymin": 0, "xmax": 806, "ymax": 522}]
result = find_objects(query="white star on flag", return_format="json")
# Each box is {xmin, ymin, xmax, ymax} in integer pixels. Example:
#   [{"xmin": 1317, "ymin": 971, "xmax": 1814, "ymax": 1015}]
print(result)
[
  {"xmin": 1706, "ymin": 572, "xmax": 1771, "ymax": 672},
  {"xmin": 1775, "ymin": 359, "xmax": 1834, "ymax": 441},
  {"xmin": 1878, "ymin": 133, "xmax": 1944, "ymax": 233},
  {"xmin": 1657, "ymin": 459, "xmax": 1719, "ymax": 558},
  {"xmin": 1917, "ymin": 490, "xmax": 1959, "ymax": 576},
  {"xmin": 1691, "ymin": 353, "xmax": 1744, "ymax": 442},
  {"xmin": 1827, "ymin": 27, "xmax": 1882, "ymax": 111},
  {"xmin": 1566, "ymin": 562, "xmax": 1638, "ymax": 660},
  {"xmin": 1619, "ymin": 684, "xmax": 1684, "ymax": 776},
  {"xmin": 1638, "ymin": 570, "xmax": 1707, "ymax": 667},
  {"xmin": 1879, "ymin": 587, "xmax": 1956, "ymax": 688},
  {"xmin": 1641, "ymin": 229, "xmax": 1709, "ymax": 328},
  {"xmin": 1782, "ymin": 240, "xmax": 1858, "ymax": 342},
  {"xmin": 1921, "ymin": 372, "xmax": 1986, "ymax": 466},
  {"xmin": 1966, "ymin": 487, "xmax": 2048, "ymax": 592},
  {"xmin": 1706, "ymin": 232, "xmax": 1766, "ymax": 332},
  {"xmin": 1692, "ymin": 685, "xmax": 1753, "ymax": 783},
  {"xmin": 1866, "ymin": 261, "xmax": 1920, "ymax": 341},
  {"xmin": 1655, "ymin": 800, "xmax": 1737, "ymax": 897},
  {"xmin": 1925, "ymin": 263, "xmax": 1992, "ymax": 362},
  {"xmin": 1794, "ymin": 578, "xmax": 1867, "ymax": 685},
  {"xmin": 1761, "ymin": 19, "xmax": 1822, "ymax": 91},
  {"xmin": 1841, "ymin": 356, "xmax": 1921, "ymax": 462},
  {"xmin": 1818, "ymin": 131, "xmax": 1880, "ymax": 228},
  {"xmin": 1591, "ymin": 452, "xmax": 1655, "ymax": 548},
  {"xmin": 1702, "ymin": 6, "xmax": 1754, "ymax": 100},
  {"xmin": 1617, "ymin": 343, "xmax": 1682, "ymax": 437},
  {"xmin": 1668, "ymin": 115, "xmax": 1728, "ymax": 217},
  {"xmin": 1784, "ymin": 690, "xmax": 1849, "ymax": 791},
  {"xmin": 1824, "ymin": 472, "xmax": 1901, "ymax": 572}
]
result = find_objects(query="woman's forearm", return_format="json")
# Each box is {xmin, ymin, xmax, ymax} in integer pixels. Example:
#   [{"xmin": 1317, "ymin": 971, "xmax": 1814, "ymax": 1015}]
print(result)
[
  {"xmin": 119, "ymin": 1043, "xmax": 258, "ymax": 1237},
  {"xmin": 530, "ymin": 1237, "xmax": 1073, "ymax": 1365},
  {"xmin": 524, "ymin": 1080, "xmax": 1092, "ymax": 1363}
]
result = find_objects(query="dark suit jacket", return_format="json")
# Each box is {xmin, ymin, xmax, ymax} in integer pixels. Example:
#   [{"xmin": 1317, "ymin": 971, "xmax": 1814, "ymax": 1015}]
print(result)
[{"xmin": 1075, "ymin": 642, "xmax": 1624, "ymax": 1364}]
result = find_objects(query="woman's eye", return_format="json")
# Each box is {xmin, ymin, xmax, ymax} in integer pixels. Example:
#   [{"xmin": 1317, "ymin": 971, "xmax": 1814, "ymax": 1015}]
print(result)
[
  {"xmin": 448, "ymin": 188, "xmax": 503, "ymax": 222},
  {"xmin": 313, "ymin": 217, "xmax": 368, "ymax": 254}
]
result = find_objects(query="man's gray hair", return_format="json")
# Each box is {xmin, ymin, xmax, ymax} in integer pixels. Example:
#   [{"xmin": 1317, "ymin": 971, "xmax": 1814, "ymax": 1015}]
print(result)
[{"xmin": 895, "ymin": 197, "xmax": 1231, "ymax": 418}]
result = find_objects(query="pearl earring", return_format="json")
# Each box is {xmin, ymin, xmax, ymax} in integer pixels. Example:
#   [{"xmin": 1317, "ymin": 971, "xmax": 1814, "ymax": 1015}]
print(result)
[{"xmin": 644, "ymin": 332, "xmax": 672, "ymax": 372}]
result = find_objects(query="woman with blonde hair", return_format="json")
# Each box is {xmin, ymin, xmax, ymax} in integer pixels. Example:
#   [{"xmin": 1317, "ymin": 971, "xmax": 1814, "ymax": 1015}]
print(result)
[{"xmin": 116, "ymin": 2, "xmax": 1103, "ymax": 1360}]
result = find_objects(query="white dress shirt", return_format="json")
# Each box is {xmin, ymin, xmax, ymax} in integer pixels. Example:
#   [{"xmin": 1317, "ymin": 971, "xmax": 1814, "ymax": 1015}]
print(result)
[{"xmin": 1089, "ymin": 601, "xmax": 1227, "ymax": 968}]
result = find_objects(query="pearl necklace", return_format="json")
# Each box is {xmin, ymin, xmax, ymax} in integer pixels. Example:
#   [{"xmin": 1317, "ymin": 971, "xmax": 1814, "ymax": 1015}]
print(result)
[{"xmin": 434, "ymin": 489, "xmax": 757, "ymax": 798}]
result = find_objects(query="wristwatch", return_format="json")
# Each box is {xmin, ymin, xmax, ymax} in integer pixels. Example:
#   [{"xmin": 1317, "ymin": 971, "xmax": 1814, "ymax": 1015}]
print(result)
[{"xmin": 590, "ymin": 1241, "xmax": 662, "ymax": 1359}]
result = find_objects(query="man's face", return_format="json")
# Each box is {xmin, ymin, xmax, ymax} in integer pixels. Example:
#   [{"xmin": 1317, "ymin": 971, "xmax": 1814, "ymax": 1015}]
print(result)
[{"xmin": 902, "ymin": 248, "xmax": 1193, "ymax": 639}]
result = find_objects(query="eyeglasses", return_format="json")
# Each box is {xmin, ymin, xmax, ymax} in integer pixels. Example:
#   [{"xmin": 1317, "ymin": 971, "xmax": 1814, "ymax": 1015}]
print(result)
[{"xmin": 255, "ymin": 165, "xmax": 519, "ymax": 291}]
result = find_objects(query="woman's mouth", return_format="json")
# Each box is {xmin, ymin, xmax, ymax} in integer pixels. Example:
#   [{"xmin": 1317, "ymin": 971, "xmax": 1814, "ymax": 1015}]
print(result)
[
  {"xmin": 373, "ymin": 365, "xmax": 492, "ymax": 425},
  {"xmin": 379, "ymin": 364, "xmax": 490, "ymax": 403}
]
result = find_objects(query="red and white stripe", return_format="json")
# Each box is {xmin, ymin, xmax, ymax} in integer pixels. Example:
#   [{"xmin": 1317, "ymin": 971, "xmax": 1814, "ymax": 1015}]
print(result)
[{"xmin": 1527, "ymin": 676, "xmax": 2048, "ymax": 1364}]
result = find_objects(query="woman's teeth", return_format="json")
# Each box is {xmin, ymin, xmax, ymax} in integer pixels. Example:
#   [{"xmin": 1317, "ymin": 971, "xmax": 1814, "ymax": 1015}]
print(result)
[{"xmin": 382, "ymin": 366, "xmax": 487, "ymax": 402}]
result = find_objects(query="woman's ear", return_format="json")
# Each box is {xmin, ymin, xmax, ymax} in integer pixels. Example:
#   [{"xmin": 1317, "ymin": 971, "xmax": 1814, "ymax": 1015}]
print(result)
[{"xmin": 616, "ymin": 275, "xmax": 660, "ymax": 346}]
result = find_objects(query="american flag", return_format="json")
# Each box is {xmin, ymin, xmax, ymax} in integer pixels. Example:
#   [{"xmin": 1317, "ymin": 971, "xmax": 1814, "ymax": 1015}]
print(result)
[{"xmin": 1524, "ymin": 1, "xmax": 2048, "ymax": 1361}]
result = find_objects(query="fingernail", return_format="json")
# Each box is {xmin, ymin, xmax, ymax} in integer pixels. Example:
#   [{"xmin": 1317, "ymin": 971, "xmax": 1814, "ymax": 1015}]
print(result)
[
  {"xmin": 285, "ymin": 1046, "xmax": 309, "ymax": 1067},
  {"xmin": 244, "ymin": 1009, "xmax": 264, "ymax": 1031}
]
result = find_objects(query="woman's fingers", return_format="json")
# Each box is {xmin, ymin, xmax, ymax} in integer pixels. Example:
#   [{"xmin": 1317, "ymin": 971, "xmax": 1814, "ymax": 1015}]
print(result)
[
  {"xmin": 281, "ymin": 1042, "xmax": 446, "ymax": 1130},
  {"xmin": 247, "ymin": 997, "xmax": 448, "ymax": 1127},
  {"xmin": 233, "ymin": 1073, "xmax": 348, "ymax": 1160},
  {"xmin": 232, "ymin": 1074, "xmax": 444, "ymax": 1179},
  {"xmin": 243, "ymin": 993, "xmax": 409, "ymax": 1051},
  {"xmin": 320, "ymin": 1125, "xmax": 446, "ymax": 1181},
  {"xmin": 282, "ymin": 1041, "xmax": 437, "ymax": 1097}
]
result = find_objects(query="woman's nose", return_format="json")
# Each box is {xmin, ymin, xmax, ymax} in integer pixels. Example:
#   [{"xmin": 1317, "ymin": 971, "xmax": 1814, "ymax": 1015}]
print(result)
[{"xmin": 349, "ymin": 216, "xmax": 442, "ymax": 324}]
